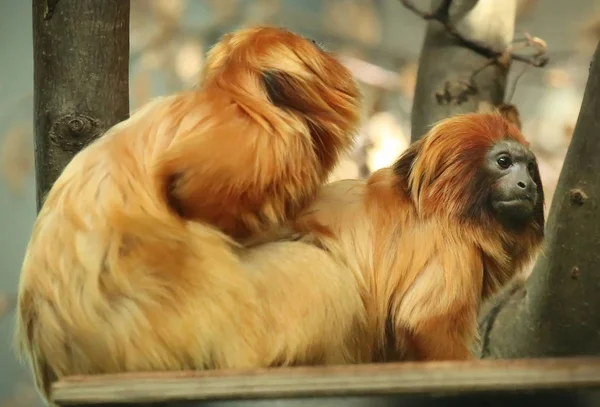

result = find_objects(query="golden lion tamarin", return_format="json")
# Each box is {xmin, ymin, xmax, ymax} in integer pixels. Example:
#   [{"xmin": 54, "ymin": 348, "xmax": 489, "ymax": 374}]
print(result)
[
  {"xmin": 158, "ymin": 26, "xmax": 361, "ymax": 240},
  {"xmin": 287, "ymin": 112, "xmax": 545, "ymax": 361},
  {"xmin": 15, "ymin": 26, "xmax": 365, "ymax": 400}
]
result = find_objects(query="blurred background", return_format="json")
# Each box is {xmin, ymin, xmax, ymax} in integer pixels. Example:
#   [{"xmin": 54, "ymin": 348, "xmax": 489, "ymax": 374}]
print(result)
[{"xmin": 1, "ymin": 0, "xmax": 600, "ymax": 404}]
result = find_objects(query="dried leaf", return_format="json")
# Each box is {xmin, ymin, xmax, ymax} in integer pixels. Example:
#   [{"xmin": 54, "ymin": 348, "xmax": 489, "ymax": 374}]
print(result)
[
  {"xmin": 521, "ymin": 32, "xmax": 547, "ymax": 56},
  {"xmin": 175, "ymin": 41, "xmax": 204, "ymax": 84},
  {"xmin": 531, "ymin": 36, "xmax": 547, "ymax": 51}
]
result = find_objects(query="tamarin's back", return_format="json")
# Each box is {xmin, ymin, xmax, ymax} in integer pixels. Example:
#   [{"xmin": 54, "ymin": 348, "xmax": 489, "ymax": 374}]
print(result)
[
  {"xmin": 17, "ymin": 90, "xmax": 368, "ymax": 398},
  {"xmin": 17, "ymin": 25, "xmax": 368, "ymax": 401}
]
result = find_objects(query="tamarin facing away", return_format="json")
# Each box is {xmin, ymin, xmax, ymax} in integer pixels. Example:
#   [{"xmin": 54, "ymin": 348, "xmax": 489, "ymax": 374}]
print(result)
[
  {"xmin": 160, "ymin": 27, "xmax": 362, "ymax": 240},
  {"xmin": 15, "ymin": 25, "xmax": 366, "ymax": 401},
  {"xmin": 286, "ymin": 112, "xmax": 545, "ymax": 362}
]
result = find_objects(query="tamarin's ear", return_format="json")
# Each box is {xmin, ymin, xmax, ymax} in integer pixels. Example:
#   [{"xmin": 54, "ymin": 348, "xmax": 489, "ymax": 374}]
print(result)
[
  {"xmin": 393, "ymin": 139, "xmax": 423, "ymax": 180},
  {"xmin": 262, "ymin": 70, "xmax": 309, "ymax": 113}
]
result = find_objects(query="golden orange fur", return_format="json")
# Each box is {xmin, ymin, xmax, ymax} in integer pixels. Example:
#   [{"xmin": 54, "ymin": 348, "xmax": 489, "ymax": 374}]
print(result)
[
  {"xmin": 287, "ymin": 112, "xmax": 545, "ymax": 361},
  {"xmin": 15, "ymin": 25, "xmax": 365, "ymax": 401},
  {"xmin": 158, "ymin": 26, "xmax": 361, "ymax": 239}
]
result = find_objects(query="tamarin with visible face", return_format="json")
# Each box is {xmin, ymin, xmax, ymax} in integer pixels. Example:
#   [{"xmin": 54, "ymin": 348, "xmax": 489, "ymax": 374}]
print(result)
[
  {"xmin": 15, "ymin": 25, "xmax": 366, "ymax": 401},
  {"xmin": 287, "ymin": 111, "xmax": 545, "ymax": 361}
]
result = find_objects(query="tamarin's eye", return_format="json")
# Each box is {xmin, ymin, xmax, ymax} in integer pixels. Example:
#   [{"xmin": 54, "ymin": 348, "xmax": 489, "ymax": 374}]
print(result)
[{"xmin": 496, "ymin": 155, "xmax": 512, "ymax": 169}]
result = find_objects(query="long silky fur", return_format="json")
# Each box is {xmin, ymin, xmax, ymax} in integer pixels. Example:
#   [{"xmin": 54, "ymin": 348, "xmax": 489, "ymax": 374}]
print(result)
[
  {"xmin": 14, "ymin": 25, "xmax": 366, "ymax": 401},
  {"xmin": 289, "ymin": 112, "xmax": 545, "ymax": 361}
]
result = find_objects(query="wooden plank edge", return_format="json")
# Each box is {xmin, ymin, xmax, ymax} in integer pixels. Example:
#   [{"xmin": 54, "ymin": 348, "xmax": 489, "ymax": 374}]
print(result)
[{"xmin": 51, "ymin": 357, "xmax": 600, "ymax": 405}]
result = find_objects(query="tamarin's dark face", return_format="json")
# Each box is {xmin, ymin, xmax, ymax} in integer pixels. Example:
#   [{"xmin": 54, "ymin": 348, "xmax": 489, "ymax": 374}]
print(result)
[
  {"xmin": 483, "ymin": 139, "xmax": 543, "ymax": 229},
  {"xmin": 394, "ymin": 113, "xmax": 545, "ymax": 236}
]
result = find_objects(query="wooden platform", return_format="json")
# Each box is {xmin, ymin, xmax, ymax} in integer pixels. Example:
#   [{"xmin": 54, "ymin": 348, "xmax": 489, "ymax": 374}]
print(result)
[{"xmin": 51, "ymin": 357, "xmax": 600, "ymax": 406}]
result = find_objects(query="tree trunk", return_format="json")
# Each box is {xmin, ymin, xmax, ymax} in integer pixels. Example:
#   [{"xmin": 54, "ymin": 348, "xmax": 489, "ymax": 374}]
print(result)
[
  {"xmin": 33, "ymin": 0, "xmax": 130, "ymax": 211},
  {"xmin": 479, "ymin": 40, "xmax": 600, "ymax": 359},
  {"xmin": 411, "ymin": 0, "xmax": 517, "ymax": 141}
]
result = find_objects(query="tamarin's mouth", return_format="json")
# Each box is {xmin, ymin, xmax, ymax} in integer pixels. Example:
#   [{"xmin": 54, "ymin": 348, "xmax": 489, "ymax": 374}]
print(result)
[
  {"xmin": 497, "ymin": 198, "xmax": 533, "ymax": 207},
  {"xmin": 498, "ymin": 195, "xmax": 534, "ymax": 204},
  {"xmin": 493, "ymin": 199, "xmax": 535, "ymax": 222}
]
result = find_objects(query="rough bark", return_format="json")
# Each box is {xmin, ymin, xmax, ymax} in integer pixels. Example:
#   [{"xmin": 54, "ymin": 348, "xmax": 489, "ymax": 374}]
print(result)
[
  {"xmin": 33, "ymin": 0, "xmax": 130, "ymax": 210},
  {"xmin": 410, "ymin": 0, "xmax": 516, "ymax": 141},
  {"xmin": 479, "ymin": 40, "xmax": 600, "ymax": 359}
]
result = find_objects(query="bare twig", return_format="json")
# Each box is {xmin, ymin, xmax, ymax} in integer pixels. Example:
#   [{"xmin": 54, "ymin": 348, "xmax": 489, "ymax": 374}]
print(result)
[
  {"xmin": 441, "ymin": 54, "xmax": 521, "ymax": 104},
  {"xmin": 505, "ymin": 63, "xmax": 531, "ymax": 103},
  {"xmin": 400, "ymin": 0, "xmax": 549, "ymax": 68}
]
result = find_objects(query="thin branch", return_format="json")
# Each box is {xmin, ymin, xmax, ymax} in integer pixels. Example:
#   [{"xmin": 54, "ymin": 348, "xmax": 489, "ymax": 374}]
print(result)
[
  {"xmin": 505, "ymin": 63, "xmax": 531, "ymax": 103},
  {"xmin": 400, "ymin": 0, "xmax": 549, "ymax": 68},
  {"xmin": 433, "ymin": 58, "xmax": 499, "ymax": 105}
]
